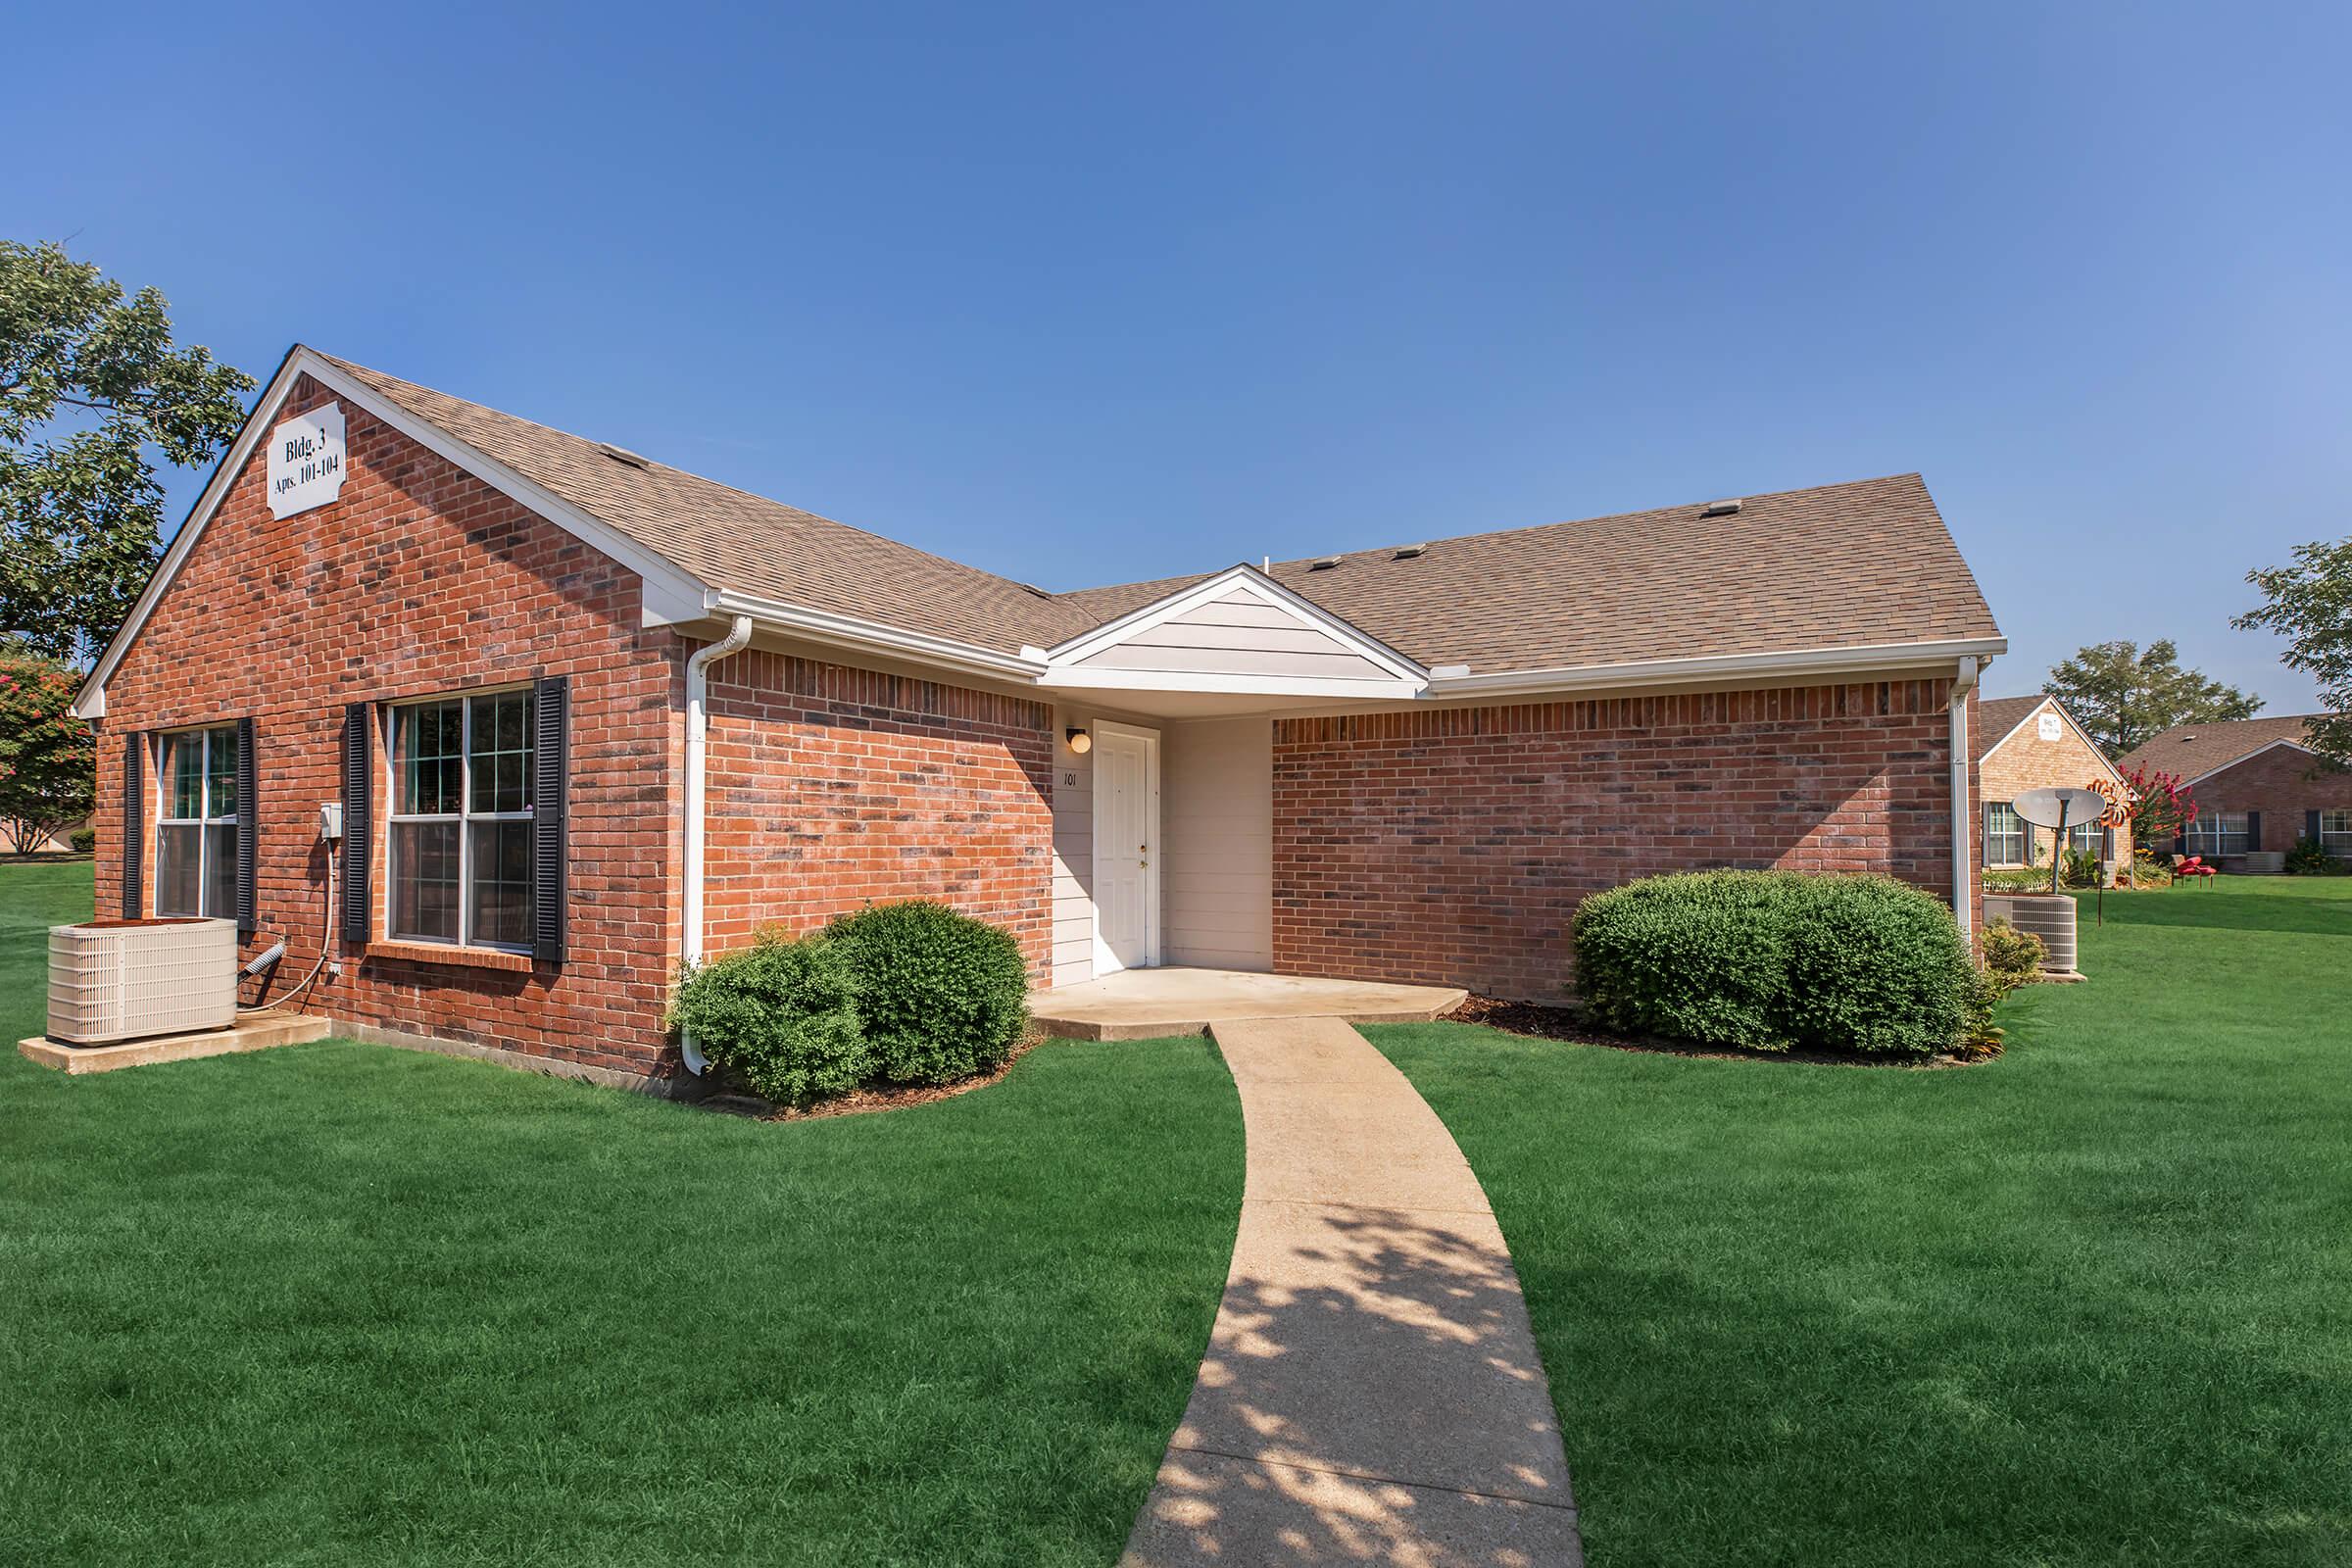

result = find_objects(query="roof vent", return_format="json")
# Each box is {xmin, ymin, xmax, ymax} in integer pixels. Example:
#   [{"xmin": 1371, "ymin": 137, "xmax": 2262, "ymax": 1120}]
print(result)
[
  {"xmin": 599, "ymin": 442, "xmax": 651, "ymax": 469},
  {"xmin": 1700, "ymin": 499, "xmax": 1743, "ymax": 518},
  {"xmin": 1016, "ymin": 581, "xmax": 1053, "ymax": 598},
  {"xmin": 1393, "ymin": 542, "xmax": 1429, "ymax": 560},
  {"xmin": 1308, "ymin": 555, "xmax": 1345, "ymax": 570}
]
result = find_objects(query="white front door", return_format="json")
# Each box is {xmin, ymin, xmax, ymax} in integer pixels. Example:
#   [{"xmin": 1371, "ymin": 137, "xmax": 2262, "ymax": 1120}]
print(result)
[{"xmin": 1093, "ymin": 721, "xmax": 1160, "ymax": 974}]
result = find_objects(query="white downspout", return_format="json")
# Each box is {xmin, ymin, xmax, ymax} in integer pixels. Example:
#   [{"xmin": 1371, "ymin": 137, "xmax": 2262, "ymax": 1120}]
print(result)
[
  {"xmin": 680, "ymin": 614, "xmax": 755, "ymax": 1074},
  {"xmin": 1949, "ymin": 655, "xmax": 1980, "ymax": 939}
]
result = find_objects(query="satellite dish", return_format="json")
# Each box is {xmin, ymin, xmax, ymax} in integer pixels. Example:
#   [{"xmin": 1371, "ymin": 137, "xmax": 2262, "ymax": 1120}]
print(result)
[{"xmin": 2012, "ymin": 786, "xmax": 2110, "ymax": 830}]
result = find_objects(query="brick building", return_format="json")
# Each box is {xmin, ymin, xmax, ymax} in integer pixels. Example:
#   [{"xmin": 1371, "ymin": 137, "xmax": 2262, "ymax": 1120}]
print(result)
[
  {"xmin": 1975, "ymin": 694, "xmax": 2131, "ymax": 878},
  {"xmin": 2118, "ymin": 715, "xmax": 2352, "ymax": 868},
  {"xmin": 73, "ymin": 346, "xmax": 2007, "ymax": 1084}
]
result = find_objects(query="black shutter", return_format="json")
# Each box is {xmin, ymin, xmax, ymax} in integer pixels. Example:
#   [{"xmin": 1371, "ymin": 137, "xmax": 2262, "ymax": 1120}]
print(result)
[
  {"xmin": 121, "ymin": 734, "xmax": 143, "ymax": 918},
  {"xmin": 235, "ymin": 716, "xmax": 259, "ymax": 937},
  {"xmin": 2308, "ymin": 809, "xmax": 2324, "ymax": 844},
  {"xmin": 2246, "ymin": 811, "xmax": 2263, "ymax": 855},
  {"xmin": 342, "ymin": 704, "xmax": 371, "ymax": 945},
  {"xmin": 532, "ymin": 676, "xmax": 568, "ymax": 964}
]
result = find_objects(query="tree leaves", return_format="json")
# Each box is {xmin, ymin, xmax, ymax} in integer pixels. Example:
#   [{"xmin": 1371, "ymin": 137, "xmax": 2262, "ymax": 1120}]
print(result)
[
  {"xmin": 0, "ymin": 240, "xmax": 255, "ymax": 663},
  {"xmin": 2235, "ymin": 537, "xmax": 2352, "ymax": 768},
  {"xmin": 2041, "ymin": 639, "xmax": 2263, "ymax": 757},
  {"xmin": 0, "ymin": 648, "xmax": 95, "ymax": 853}
]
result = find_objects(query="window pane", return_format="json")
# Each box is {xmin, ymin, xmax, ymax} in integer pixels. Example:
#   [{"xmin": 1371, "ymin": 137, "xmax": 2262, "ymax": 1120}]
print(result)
[
  {"xmin": 390, "ymin": 820, "xmax": 462, "ymax": 943},
  {"xmin": 466, "ymin": 819, "xmax": 535, "ymax": 949},
  {"xmin": 395, "ymin": 702, "xmax": 464, "ymax": 814},
  {"xmin": 207, "ymin": 726, "xmax": 239, "ymax": 819},
  {"xmin": 165, "ymin": 734, "xmax": 205, "ymax": 820},
  {"xmin": 204, "ymin": 823, "xmax": 237, "ymax": 918},
  {"xmin": 156, "ymin": 824, "xmax": 201, "ymax": 915},
  {"xmin": 467, "ymin": 691, "xmax": 534, "ymax": 814}
]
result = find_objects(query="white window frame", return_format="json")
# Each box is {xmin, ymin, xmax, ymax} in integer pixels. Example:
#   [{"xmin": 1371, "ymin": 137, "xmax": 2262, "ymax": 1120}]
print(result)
[
  {"xmin": 153, "ymin": 724, "xmax": 238, "ymax": 918},
  {"xmin": 1985, "ymin": 801, "xmax": 2025, "ymax": 867},
  {"xmin": 2321, "ymin": 810, "xmax": 2352, "ymax": 857},
  {"xmin": 383, "ymin": 686, "xmax": 535, "ymax": 952},
  {"xmin": 2187, "ymin": 812, "xmax": 2249, "ymax": 858}
]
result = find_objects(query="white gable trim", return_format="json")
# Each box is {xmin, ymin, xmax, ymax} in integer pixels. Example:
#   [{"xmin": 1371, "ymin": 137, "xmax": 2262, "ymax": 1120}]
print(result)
[
  {"xmin": 1042, "ymin": 564, "xmax": 1428, "ymax": 688},
  {"xmin": 1983, "ymin": 697, "xmax": 2126, "ymax": 785},
  {"xmin": 73, "ymin": 345, "xmax": 714, "ymax": 719},
  {"xmin": 2177, "ymin": 736, "xmax": 2321, "ymax": 789}
]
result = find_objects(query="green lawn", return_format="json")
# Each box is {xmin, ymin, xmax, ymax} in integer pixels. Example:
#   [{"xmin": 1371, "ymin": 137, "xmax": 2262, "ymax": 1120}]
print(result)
[
  {"xmin": 1373, "ymin": 876, "xmax": 2352, "ymax": 1567},
  {"xmin": 0, "ymin": 859, "xmax": 1241, "ymax": 1567}
]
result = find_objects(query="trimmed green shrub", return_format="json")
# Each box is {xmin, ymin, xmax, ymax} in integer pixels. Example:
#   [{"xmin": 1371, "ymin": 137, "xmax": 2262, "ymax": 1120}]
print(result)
[
  {"xmin": 1573, "ymin": 869, "xmax": 1978, "ymax": 1058},
  {"xmin": 825, "ymin": 901, "xmax": 1029, "ymax": 1085},
  {"xmin": 68, "ymin": 827, "xmax": 96, "ymax": 853},
  {"xmin": 667, "ymin": 933, "xmax": 867, "ymax": 1107},
  {"xmin": 2285, "ymin": 835, "xmax": 2345, "ymax": 875},
  {"xmin": 1982, "ymin": 916, "xmax": 2046, "ymax": 995}
]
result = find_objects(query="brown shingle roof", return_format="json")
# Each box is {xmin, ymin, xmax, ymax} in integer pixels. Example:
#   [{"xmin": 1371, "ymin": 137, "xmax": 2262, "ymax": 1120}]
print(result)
[
  {"xmin": 1061, "ymin": 473, "xmax": 1998, "ymax": 671},
  {"xmin": 2114, "ymin": 715, "xmax": 2321, "ymax": 782},
  {"xmin": 323, "ymin": 352, "xmax": 2001, "ymax": 675},
  {"xmin": 321, "ymin": 353, "xmax": 1100, "ymax": 655}
]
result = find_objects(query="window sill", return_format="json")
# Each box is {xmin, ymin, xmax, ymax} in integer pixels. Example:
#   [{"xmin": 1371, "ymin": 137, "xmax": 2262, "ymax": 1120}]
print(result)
[{"xmin": 363, "ymin": 941, "xmax": 536, "ymax": 973}]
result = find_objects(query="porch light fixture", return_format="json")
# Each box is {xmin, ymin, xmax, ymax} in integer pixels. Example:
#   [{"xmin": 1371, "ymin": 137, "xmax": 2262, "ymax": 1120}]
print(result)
[{"xmin": 1066, "ymin": 726, "xmax": 1092, "ymax": 754}]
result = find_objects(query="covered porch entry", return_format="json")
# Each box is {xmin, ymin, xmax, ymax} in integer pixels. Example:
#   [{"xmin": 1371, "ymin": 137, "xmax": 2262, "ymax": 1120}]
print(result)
[{"xmin": 1032, "ymin": 561, "xmax": 1435, "ymax": 999}]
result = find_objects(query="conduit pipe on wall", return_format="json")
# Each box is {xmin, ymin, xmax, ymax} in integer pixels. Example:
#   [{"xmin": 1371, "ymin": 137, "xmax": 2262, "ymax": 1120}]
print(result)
[
  {"xmin": 680, "ymin": 614, "xmax": 755, "ymax": 1075},
  {"xmin": 1948, "ymin": 655, "xmax": 1980, "ymax": 938}
]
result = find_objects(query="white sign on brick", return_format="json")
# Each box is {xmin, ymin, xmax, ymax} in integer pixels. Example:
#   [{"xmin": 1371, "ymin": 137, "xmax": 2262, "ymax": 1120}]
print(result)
[
  {"xmin": 2037, "ymin": 711, "xmax": 2063, "ymax": 741},
  {"xmin": 268, "ymin": 401, "xmax": 347, "ymax": 518}
]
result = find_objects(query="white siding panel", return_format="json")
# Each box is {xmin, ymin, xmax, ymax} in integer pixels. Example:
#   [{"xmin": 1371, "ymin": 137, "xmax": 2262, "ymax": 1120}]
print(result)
[
  {"xmin": 1050, "ymin": 705, "xmax": 1095, "ymax": 987},
  {"xmin": 1161, "ymin": 716, "xmax": 1273, "ymax": 971},
  {"xmin": 1084, "ymin": 643, "xmax": 1394, "ymax": 678},
  {"xmin": 1071, "ymin": 585, "xmax": 1398, "ymax": 682}
]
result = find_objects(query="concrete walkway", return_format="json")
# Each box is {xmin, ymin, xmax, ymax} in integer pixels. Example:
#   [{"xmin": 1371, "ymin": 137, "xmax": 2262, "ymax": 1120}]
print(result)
[{"xmin": 1122, "ymin": 1017, "xmax": 1583, "ymax": 1567}]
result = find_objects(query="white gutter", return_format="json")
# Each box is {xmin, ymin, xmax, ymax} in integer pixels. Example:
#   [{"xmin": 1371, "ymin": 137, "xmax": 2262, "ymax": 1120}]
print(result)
[
  {"xmin": 1422, "ymin": 637, "xmax": 2009, "ymax": 700},
  {"xmin": 708, "ymin": 591, "xmax": 1046, "ymax": 684},
  {"xmin": 1949, "ymin": 655, "xmax": 1980, "ymax": 937},
  {"xmin": 680, "ymin": 613, "xmax": 755, "ymax": 1075}
]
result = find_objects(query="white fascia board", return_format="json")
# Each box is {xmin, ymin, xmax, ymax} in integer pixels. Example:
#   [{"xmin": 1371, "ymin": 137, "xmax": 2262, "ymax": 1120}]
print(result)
[
  {"xmin": 1039, "ymin": 666, "xmax": 1428, "ymax": 701},
  {"xmin": 1422, "ymin": 637, "xmax": 2011, "ymax": 700},
  {"xmin": 71, "ymin": 345, "xmax": 715, "ymax": 721},
  {"xmin": 2177, "ymin": 737, "xmax": 2321, "ymax": 790},
  {"xmin": 1044, "ymin": 563, "xmax": 1429, "ymax": 682},
  {"xmin": 708, "ymin": 591, "xmax": 1049, "ymax": 682}
]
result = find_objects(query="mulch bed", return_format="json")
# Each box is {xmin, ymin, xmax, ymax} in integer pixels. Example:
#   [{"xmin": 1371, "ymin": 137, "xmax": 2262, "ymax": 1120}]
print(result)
[
  {"xmin": 702, "ymin": 1027, "xmax": 1051, "ymax": 1121},
  {"xmin": 1442, "ymin": 995, "xmax": 1985, "ymax": 1068}
]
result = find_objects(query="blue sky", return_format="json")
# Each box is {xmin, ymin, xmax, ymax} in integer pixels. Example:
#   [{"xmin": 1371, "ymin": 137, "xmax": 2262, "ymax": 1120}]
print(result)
[{"xmin": 11, "ymin": 2, "xmax": 2347, "ymax": 705}]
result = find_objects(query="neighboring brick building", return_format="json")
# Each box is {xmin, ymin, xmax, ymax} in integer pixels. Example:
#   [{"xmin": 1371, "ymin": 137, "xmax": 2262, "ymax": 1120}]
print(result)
[
  {"xmin": 71, "ymin": 345, "xmax": 2008, "ymax": 1084},
  {"xmin": 1975, "ymin": 694, "xmax": 2131, "ymax": 878},
  {"xmin": 2118, "ymin": 715, "xmax": 2352, "ymax": 867}
]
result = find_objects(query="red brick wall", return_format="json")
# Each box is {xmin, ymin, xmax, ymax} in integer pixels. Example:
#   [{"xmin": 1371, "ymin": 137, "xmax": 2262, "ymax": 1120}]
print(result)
[
  {"xmin": 1272, "ymin": 680, "xmax": 1971, "ymax": 999},
  {"xmin": 702, "ymin": 649, "xmax": 1054, "ymax": 978},
  {"xmin": 93, "ymin": 375, "xmax": 687, "ymax": 1077},
  {"xmin": 2181, "ymin": 744, "xmax": 2352, "ymax": 853}
]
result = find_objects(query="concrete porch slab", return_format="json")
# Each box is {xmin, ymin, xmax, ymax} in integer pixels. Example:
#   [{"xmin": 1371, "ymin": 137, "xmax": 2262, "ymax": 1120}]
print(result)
[
  {"xmin": 19, "ymin": 1013, "xmax": 331, "ymax": 1074},
  {"xmin": 1030, "ymin": 967, "xmax": 1467, "ymax": 1041}
]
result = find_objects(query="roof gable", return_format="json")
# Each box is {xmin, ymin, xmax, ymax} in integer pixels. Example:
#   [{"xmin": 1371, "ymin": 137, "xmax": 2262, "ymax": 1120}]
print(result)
[
  {"xmin": 74, "ymin": 346, "xmax": 712, "ymax": 718},
  {"xmin": 1039, "ymin": 564, "xmax": 1426, "ymax": 698},
  {"xmin": 1974, "ymin": 694, "xmax": 2123, "ymax": 779}
]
